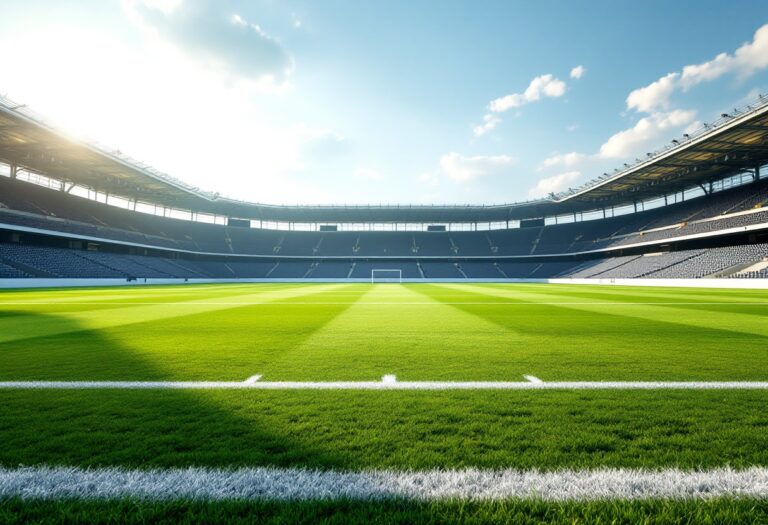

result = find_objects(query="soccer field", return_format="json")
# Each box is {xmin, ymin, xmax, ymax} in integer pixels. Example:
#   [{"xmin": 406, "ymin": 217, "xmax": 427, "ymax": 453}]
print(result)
[{"xmin": 1, "ymin": 282, "xmax": 767, "ymax": 522}]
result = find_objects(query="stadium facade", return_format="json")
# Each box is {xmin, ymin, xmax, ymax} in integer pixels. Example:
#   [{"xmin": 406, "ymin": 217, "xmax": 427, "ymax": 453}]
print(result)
[{"xmin": 1, "ymin": 94, "xmax": 768, "ymax": 285}]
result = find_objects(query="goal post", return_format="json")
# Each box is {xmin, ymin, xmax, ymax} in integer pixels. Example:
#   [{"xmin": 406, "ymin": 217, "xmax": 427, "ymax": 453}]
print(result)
[{"xmin": 371, "ymin": 269, "xmax": 402, "ymax": 283}]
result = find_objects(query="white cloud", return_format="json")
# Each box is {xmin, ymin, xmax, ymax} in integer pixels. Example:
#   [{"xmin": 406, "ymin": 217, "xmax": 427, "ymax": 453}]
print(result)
[
  {"xmin": 679, "ymin": 53, "xmax": 733, "ymax": 90},
  {"xmin": 626, "ymin": 72, "xmax": 678, "ymax": 113},
  {"xmin": 472, "ymin": 114, "xmax": 501, "ymax": 136},
  {"xmin": 598, "ymin": 110, "xmax": 696, "ymax": 159},
  {"xmin": 732, "ymin": 24, "xmax": 768, "ymax": 77},
  {"xmin": 539, "ymin": 151, "xmax": 586, "ymax": 171},
  {"xmin": 681, "ymin": 24, "xmax": 768, "ymax": 89},
  {"xmin": 473, "ymin": 72, "xmax": 567, "ymax": 138},
  {"xmin": 125, "ymin": 0, "xmax": 293, "ymax": 84},
  {"xmin": 528, "ymin": 171, "xmax": 581, "ymax": 199},
  {"xmin": 488, "ymin": 74, "xmax": 566, "ymax": 113},
  {"xmin": 570, "ymin": 65, "xmax": 586, "ymax": 80},
  {"xmin": 626, "ymin": 24, "xmax": 768, "ymax": 113},
  {"xmin": 439, "ymin": 153, "xmax": 516, "ymax": 182}
]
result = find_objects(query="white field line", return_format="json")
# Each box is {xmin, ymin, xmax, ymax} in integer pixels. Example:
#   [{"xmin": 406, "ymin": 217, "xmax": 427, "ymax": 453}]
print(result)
[
  {"xmin": 1, "ymin": 301, "xmax": 767, "ymax": 306},
  {"xmin": 1, "ymin": 380, "xmax": 767, "ymax": 390},
  {"xmin": 1, "ymin": 466, "xmax": 766, "ymax": 501}
]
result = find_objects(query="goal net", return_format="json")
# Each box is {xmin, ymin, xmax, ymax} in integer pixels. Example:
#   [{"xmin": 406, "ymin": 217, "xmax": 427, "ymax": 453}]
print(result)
[{"xmin": 371, "ymin": 269, "xmax": 403, "ymax": 283}]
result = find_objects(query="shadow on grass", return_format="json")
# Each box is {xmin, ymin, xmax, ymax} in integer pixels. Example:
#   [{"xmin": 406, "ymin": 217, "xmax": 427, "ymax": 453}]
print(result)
[
  {"xmin": 0, "ymin": 309, "xmax": 348, "ymax": 469},
  {"xmin": 0, "ymin": 291, "xmax": 362, "ymax": 380}
]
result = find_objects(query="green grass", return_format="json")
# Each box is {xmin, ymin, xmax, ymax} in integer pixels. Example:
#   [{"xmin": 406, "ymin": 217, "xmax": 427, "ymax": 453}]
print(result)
[
  {"xmin": 2, "ymin": 497, "xmax": 767, "ymax": 524},
  {"xmin": 0, "ymin": 389, "xmax": 766, "ymax": 470},
  {"xmin": 0, "ymin": 283, "xmax": 766, "ymax": 520},
  {"xmin": 0, "ymin": 282, "xmax": 766, "ymax": 381}
]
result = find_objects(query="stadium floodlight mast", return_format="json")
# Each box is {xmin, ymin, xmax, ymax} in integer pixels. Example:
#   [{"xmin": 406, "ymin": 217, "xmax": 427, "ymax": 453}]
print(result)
[{"xmin": 371, "ymin": 269, "xmax": 403, "ymax": 283}]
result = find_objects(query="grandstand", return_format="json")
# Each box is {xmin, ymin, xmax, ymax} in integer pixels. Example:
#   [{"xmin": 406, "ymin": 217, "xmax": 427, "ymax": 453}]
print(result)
[{"xmin": 1, "ymin": 93, "xmax": 768, "ymax": 284}]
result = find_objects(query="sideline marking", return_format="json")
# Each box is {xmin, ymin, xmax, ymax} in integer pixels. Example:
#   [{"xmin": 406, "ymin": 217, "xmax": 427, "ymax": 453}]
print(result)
[
  {"xmin": 1, "ymin": 301, "xmax": 768, "ymax": 306},
  {"xmin": 0, "ymin": 380, "xmax": 767, "ymax": 390},
  {"xmin": 1, "ymin": 466, "xmax": 766, "ymax": 501}
]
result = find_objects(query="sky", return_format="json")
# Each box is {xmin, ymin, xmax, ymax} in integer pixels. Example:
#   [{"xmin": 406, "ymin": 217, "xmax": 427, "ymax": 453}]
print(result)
[{"xmin": 1, "ymin": 0, "xmax": 767, "ymax": 205}]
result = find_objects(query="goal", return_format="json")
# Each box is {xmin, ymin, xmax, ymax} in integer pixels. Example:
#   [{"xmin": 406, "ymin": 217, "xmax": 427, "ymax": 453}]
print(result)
[{"xmin": 371, "ymin": 269, "xmax": 402, "ymax": 283}]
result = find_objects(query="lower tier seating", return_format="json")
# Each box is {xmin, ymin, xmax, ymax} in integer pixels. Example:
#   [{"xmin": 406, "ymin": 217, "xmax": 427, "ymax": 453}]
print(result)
[{"xmin": 1, "ymin": 241, "xmax": 767, "ymax": 280}]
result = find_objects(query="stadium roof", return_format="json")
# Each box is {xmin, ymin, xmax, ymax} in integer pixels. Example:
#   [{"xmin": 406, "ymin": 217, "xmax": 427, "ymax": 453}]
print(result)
[{"xmin": 1, "ymin": 93, "xmax": 768, "ymax": 223}]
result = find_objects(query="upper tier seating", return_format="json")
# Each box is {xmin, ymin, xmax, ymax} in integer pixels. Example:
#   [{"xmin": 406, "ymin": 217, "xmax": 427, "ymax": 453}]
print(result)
[{"xmin": 1, "ymin": 175, "xmax": 767, "ymax": 259}]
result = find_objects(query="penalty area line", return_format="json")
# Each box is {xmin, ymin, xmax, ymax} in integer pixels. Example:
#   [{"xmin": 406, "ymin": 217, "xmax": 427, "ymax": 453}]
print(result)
[{"xmin": 1, "ymin": 465, "xmax": 766, "ymax": 501}]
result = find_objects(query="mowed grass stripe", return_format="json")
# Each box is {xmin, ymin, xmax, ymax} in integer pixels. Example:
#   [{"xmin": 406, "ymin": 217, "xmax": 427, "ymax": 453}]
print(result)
[
  {"xmin": 433, "ymin": 283, "xmax": 768, "ymax": 339},
  {"xmin": 0, "ymin": 283, "xmax": 305, "ymax": 306},
  {"xmin": 0, "ymin": 284, "xmax": 347, "ymax": 345},
  {"xmin": 489, "ymin": 282, "xmax": 768, "ymax": 317},
  {"xmin": 258, "ymin": 284, "xmax": 524, "ymax": 381},
  {"xmin": 482, "ymin": 283, "xmax": 768, "ymax": 320},
  {"xmin": 415, "ymin": 284, "xmax": 768, "ymax": 381},
  {"xmin": 0, "ymin": 281, "xmax": 293, "ymax": 295},
  {"xmin": 0, "ymin": 286, "xmax": 366, "ymax": 380},
  {"xmin": 0, "ymin": 284, "xmax": 367, "ymax": 381},
  {"xmin": 0, "ymin": 283, "xmax": 331, "ymax": 309},
  {"xmin": 0, "ymin": 285, "xmax": 336, "ymax": 322},
  {"xmin": 2, "ymin": 282, "xmax": 766, "ymax": 381},
  {"xmin": 503, "ymin": 282, "xmax": 768, "ymax": 302}
]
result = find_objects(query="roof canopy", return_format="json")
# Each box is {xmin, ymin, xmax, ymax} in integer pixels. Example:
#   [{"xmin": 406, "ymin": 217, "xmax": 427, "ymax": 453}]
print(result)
[{"xmin": 1, "ymin": 94, "xmax": 767, "ymax": 223}]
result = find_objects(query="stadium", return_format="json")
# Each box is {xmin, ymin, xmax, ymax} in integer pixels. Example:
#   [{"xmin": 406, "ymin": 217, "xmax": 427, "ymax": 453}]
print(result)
[
  {"xmin": 1, "ymin": 3, "xmax": 768, "ymax": 523},
  {"xmin": 2, "ymin": 92, "xmax": 768, "ymax": 284}
]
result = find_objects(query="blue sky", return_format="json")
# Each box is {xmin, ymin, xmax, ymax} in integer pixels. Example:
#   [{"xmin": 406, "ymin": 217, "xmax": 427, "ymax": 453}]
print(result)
[{"xmin": 1, "ymin": 0, "xmax": 767, "ymax": 205}]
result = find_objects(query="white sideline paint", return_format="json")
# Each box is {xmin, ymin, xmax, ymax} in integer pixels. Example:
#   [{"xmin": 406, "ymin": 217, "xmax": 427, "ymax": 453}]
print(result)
[
  {"xmin": 1, "ymin": 380, "xmax": 767, "ymax": 390},
  {"xmin": 524, "ymin": 375, "xmax": 544, "ymax": 384},
  {"xmin": 0, "ymin": 466, "xmax": 766, "ymax": 501},
  {"xmin": 1, "ymin": 301, "xmax": 768, "ymax": 306}
]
